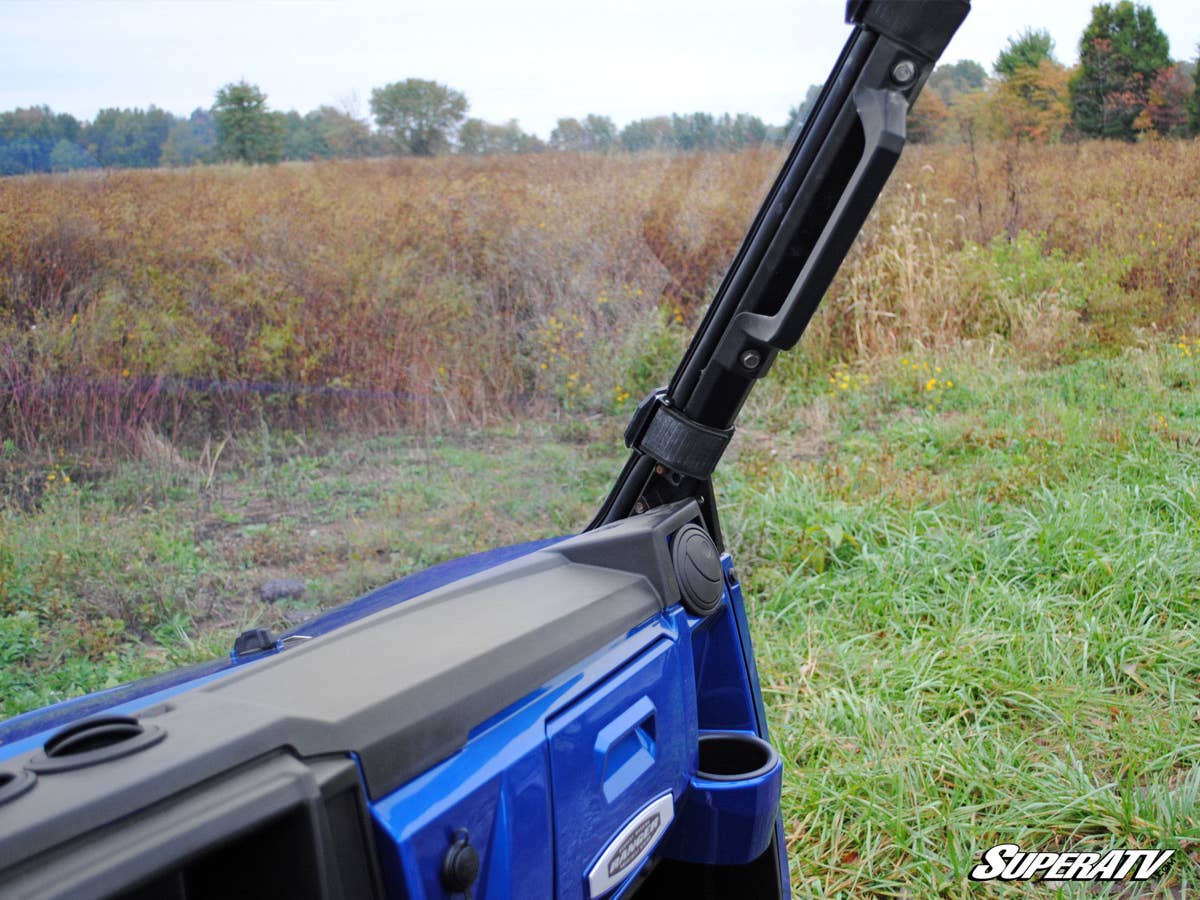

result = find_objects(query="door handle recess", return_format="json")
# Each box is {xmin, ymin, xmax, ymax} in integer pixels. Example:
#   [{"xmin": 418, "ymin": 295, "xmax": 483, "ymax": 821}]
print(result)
[{"xmin": 594, "ymin": 697, "xmax": 657, "ymax": 802}]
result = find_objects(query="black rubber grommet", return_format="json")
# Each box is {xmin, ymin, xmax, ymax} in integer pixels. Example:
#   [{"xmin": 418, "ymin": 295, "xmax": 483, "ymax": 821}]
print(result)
[
  {"xmin": 0, "ymin": 769, "xmax": 37, "ymax": 807},
  {"xmin": 27, "ymin": 715, "xmax": 165, "ymax": 774},
  {"xmin": 442, "ymin": 832, "xmax": 481, "ymax": 892}
]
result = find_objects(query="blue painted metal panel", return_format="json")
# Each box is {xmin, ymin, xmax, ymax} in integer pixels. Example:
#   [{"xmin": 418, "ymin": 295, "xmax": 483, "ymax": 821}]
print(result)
[
  {"xmin": 2, "ymin": 544, "xmax": 788, "ymax": 897},
  {"xmin": 370, "ymin": 612, "xmax": 682, "ymax": 899},
  {"xmin": 690, "ymin": 605, "xmax": 759, "ymax": 733},
  {"xmin": 366, "ymin": 560, "xmax": 788, "ymax": 899},
  {"xmin": 371, "ymin": 553, "xmax": 784, "ymax": 898},
  {"xmin": 546, "ymin": 635, "xmax": 696, "ymax": 899},
  {"xmin": 720, "ymin": 559, "xmax": 773, "ymax": 741}
]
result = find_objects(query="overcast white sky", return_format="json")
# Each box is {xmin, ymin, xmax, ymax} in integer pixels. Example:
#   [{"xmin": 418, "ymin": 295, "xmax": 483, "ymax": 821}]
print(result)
[{"xmin": 3, "ymin": 0, "xmax": 1197, "ymax": 138}]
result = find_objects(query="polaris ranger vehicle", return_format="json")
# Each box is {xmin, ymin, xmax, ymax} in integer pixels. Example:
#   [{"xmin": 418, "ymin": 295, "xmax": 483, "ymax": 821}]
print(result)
[{"xmin": 0, "ymin": 2, "xmax": 968, "ymax": 896}]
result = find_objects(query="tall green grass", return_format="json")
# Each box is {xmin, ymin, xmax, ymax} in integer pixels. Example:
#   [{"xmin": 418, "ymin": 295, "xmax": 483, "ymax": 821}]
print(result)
[{"xmin": 726, "ymin": 341, "xmax": 1200, "ymax": 896}]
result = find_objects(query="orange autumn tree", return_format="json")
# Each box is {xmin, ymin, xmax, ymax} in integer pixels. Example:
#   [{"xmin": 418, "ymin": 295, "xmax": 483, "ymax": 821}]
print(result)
[
  {"xmin": 1138, "ymin": 65, "xmax": 1195, "ymax": 137},
  {"xmin": 908, "ymin": 88, "xmax": 954, "ymax": 143},
  {"xmin": 990, "ymin": 60, "xmax": 1073, "ymax": 143}
]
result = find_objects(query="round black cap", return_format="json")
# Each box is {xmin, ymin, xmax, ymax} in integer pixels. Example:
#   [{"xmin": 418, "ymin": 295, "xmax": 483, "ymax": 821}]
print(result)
[
  {"xmin": 671, "ymin": 524, "xmax": 724, "ymax": 616},
  {"xmin": 442, "ymin": 836, "xmax": 481, "ymax": 892}
]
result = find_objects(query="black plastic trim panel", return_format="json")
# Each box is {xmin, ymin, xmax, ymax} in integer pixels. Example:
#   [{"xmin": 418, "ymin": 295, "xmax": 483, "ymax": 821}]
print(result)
[
  {"xmin": 0, "ymin": 754, "xmax": 382, "ymax": 900},
  {"xmin": 0, "ymin": 501, "xmax": 703, "ymax": 881}
]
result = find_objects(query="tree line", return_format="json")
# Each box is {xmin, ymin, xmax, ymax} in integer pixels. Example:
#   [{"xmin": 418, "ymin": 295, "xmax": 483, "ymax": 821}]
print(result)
[
  {"xmin": 2, "ymin": 0, "xmax": 1197, "ymax": 176},
  {"xmin": 907, "ymin": 1, "xmax": 1198, "ymax": 144},
  {"xmin": 0, "ymin": 100, "xmax": 383, "ymax": 175},
  {"xmin": 0, "ymin": 80, "xmax": 785, "ymax": 175}
]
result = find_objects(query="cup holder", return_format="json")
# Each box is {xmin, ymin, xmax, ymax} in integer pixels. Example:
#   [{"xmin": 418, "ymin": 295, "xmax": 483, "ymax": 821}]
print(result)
[
  {"xmin": 663, "ymin": 731, "xmax": 782, "ymax": 866},
  {"xmin": 697, "ymin": 732, "xmax": 777, "ymax": 781}
]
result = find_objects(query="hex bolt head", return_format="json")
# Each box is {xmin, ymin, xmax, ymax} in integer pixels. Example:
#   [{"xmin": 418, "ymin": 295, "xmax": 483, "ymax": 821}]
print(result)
[
  {"xmin": 739, "ymin": 349, "xmax": 762, "ymax": 371},
  {"xmin": 891, "ymin": 59, "xmax": 917, "ymax": 85}
]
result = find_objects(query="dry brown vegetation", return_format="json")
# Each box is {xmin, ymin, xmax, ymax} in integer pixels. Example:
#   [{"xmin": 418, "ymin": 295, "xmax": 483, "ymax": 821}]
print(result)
[{"xmin": 1, "ymin": 139, "xmax": 1197, "ymax": 453}]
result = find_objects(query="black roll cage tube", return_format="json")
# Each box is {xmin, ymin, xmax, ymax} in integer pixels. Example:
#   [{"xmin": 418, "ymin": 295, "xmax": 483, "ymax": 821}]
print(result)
[{"xmin": 590, "ymin": 0, "xmax": 969, "ymax": 544}]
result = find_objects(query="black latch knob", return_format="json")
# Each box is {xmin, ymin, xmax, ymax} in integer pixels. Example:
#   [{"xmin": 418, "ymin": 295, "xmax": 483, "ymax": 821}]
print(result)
[
  {"xmin": 232, "ymin": 627, "xmax": 275, "ymax": 659},
  {"xmin": 442, "ymin": 829, "xmax": 480, "ymax": 896}
]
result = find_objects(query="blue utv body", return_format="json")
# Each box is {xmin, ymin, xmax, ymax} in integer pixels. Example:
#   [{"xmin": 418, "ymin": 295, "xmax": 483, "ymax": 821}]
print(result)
[{"xmin": 0, "ymin": 3, "xmax": 967, "ymax": 897}]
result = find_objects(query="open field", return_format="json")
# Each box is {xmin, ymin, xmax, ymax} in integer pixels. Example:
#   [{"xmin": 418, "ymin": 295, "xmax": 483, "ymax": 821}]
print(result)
[
  {"xmin": 1, "ymin": 140, "xmax": 1198, "ymax": 451},
  {"xmin": 3, "ymin": 140, "xmax": 1200, "ymax": 894}
]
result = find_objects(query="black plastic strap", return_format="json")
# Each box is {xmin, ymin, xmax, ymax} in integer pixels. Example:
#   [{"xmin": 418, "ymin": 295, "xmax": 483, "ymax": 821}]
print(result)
[
  {"xmin": 624, "ymin": 390, "xmax": 734, "ymax": 481},
  {"xmin": 847, "ymin": 0, "xmax": 970, "ymax": 63}
]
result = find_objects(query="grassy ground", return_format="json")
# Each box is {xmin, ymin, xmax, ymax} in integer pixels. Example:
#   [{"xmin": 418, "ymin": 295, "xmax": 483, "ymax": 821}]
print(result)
[
  {"xmin": 3, "ymin": 337, "xmax": 1199, "ymax": 895},
  {"xmin": 729, "ymin": 338, "xmax": 1200, "ymax": 896},
  {"xmin": 0, "ymin": 417, "xmax": 626, "ymax": 715}
]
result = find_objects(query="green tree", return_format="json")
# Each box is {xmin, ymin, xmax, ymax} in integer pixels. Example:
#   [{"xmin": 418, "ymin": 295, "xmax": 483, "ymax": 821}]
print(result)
[
  {"xmin": 213, "ymin": 81, "xmax": 281, "ymax": 163},
  {"xmin": 716, "ymin": 113, "xmax": 768, "ymax": 148},
  {"xmin": 0, "ymin": 106, "xmax": 83, "ymax": 174},
  {"xmin": 671, "ymin": 112, "xmax": 718, "ymax": 150},
  {"xmin": 160, "ymin": 109, "xmax": 216, "ymax": 167},
  {"xmin": 275, "ymin": 110, "xmax": 325, "ymax": 160},
  {"xmin": 1190, "ymin": 45, "xmax": 1200, "ymax": 135},
  {"xmin": 458, "ymin": 118, "xmax": 488, "ymax": 154},
  {"xmin": 995, "ymin": 28, "xmax": 1058, "ymax": 78},
  {"xmin": 550, "ymin": 117, "xmax": 588, "ymax": 150},
  {"xmin": 928, "ymin": 60, "xmax": 988, "ymax": 104},
  {"xmin": 49, "ymin": 139, "xmax": 96, "ymax": 172},
  {"xmin": 85, "ymin": 107, "xmax": 172, "ymax": 168},
  {"xmin": 1070, "ymin": 1, "xmax": 1171, "ymax": 139},
  {"xmin": 583, "ymin": 114, "xmax": 617, "ymax": 151},
  {"xmin": 369, "ymin": 79, "xmax": 467, "ymax": 155},
  {"xmin": 619, "ymin": 116, "xmax": 673, "ymax": 152},
  {"xmin": 309, "ymin": 106, "xmax": 374, "ymax": 158},
  {"xmin": 459, "ymin": 118, "xmax": 541, "ymax": 154},
  {"xmin": 551, "ymin": 115, "xmax": 617, "ymax": 152}
]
